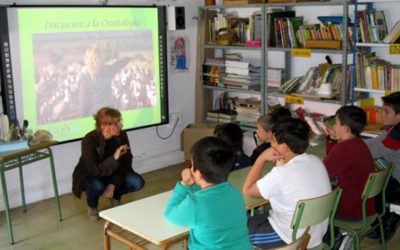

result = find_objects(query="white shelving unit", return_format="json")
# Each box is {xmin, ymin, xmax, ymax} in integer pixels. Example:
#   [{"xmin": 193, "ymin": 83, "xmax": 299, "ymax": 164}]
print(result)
[
  {"xmin": 351, "ymin": 0, "xmax": 400, "ymax": 104},
  {"xmin": 196, "ymin": 1, "xmax": 352, "ymax": 124}
]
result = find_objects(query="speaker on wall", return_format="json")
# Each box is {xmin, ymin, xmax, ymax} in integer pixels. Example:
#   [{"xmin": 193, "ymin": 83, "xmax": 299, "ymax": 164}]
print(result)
[{"xmin": 167, "ymin": 6, "xmax": 185, "ymax": 31}]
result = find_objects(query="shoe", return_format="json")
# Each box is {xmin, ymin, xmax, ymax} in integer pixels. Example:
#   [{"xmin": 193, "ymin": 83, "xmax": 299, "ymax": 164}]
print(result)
[
  {"xmin": 109, "ymin": 198, "xmax": 121, "ymax": 207},
  {"xmin": 338, "ymin": 234, "xmax": 353, "ymax": 250},
  {"xmin": 87, "ymin": 207, "xmax": 99, "ymax": 221},
  {"xmin": 367, "ymin": 227, "xmax": 380, "ymax": 239},
  {"xmin": 382, "ymin": 213, "xmax": 400, "ymax": 243},
  {"xmin": 333, "ymin": 233, "xmax": 345, "ymax": 250}
]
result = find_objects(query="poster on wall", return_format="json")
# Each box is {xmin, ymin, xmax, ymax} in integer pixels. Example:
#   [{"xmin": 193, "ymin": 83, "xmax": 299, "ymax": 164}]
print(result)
[{"xmin": 169, "ymin": 36, "xmax": 189, "ymax": 72}]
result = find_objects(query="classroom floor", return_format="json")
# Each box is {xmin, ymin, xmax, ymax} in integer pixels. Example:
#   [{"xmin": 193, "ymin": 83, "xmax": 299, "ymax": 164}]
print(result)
[{"xmin": 0, "ymin": 162, "xmax": 399, "ymax": 250}]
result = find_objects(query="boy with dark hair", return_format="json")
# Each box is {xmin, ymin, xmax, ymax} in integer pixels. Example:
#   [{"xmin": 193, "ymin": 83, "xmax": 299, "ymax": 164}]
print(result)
[
  {"xmin": 365, "ymin": 91, "xmax": 400, "ymax": 241},
  {"xmin": 243, "ymin": 118, "xmax": 331, "ymax": 249},
  {"xmin": 164, "ymin": 137, "xmax": 251, "ymax": 250},
  {"xmin": 323, "ymin": 106, "xmax": 375, "ymax": 220},
  {"xmin": 250, "ymin": 107, "xmax": 291, "ymax": 163},
  {"xmin": 214, "ymin": 123, "xmax": 251, "ymax": 171}
]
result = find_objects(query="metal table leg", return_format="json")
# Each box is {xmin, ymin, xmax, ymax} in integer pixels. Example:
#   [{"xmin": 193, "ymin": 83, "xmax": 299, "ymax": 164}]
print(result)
[
  {"xmin": 48, "ymin": 147, "xmax": 62, "ymax": 221},
  {"xmin": 18, "ymin": 156, "xmax": 27, "ymax": 213},
  {"xmin": 0, "ymin": 162, "xmax": 15, "ymax": 244}
]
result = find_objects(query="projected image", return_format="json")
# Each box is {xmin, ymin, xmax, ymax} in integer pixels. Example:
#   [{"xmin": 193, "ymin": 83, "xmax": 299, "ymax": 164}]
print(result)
[{"xmin": 32, "ymin": 30, "xmax": 155, "ymax": 125}]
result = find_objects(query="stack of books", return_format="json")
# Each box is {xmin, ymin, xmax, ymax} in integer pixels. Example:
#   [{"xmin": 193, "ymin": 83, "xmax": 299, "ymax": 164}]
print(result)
[
  {"xmin": 202, "ymin": 58, "xmax": 226, "ymax": 86},
  {"xmin": 222, "ymin": 60, "xmax": 261, "ymax": 90},
  {"xmin": 206, "ymin": 109, "xmax": 237, "ymax": 123},
  {"xmin": 234, "ymin": 98, "xmax": 261, "ymax": 123}
]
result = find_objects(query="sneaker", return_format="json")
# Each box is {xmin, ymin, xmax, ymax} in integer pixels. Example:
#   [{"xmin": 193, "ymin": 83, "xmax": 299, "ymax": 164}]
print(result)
[
  {"xmin": 382, "ymin": 213, "xmax": 400, "ymax": 243},
  {"xmin": 109, "ymin": 198, "xmax": 121, "ymax": 207},
  {"xmin": 338, "ymin": 234, "xmax": 353, "ymax": 250},
  {"xmin": 87, "ymin": 206, "xmax": 99, "ymax": 221}
]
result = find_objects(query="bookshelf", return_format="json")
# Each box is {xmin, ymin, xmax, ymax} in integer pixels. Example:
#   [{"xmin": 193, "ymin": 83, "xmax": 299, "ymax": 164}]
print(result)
[
  {"xmin": 195, "ymin": 1, "xmax": 353, "ymax": 125},
  {"xmin": 351, "ymin": 0, "xmax": 400, "ymax": 104}
]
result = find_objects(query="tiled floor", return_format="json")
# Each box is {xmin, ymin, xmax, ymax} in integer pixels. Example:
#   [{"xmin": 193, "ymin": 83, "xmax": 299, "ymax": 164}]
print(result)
[{"xmin": 0, "ymin": 163, "xmax": 399, "ymax": 249}]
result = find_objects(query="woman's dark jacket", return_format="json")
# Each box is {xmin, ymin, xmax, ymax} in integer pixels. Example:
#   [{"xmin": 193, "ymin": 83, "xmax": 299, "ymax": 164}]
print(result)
[{"xmin": 72, "ymin": 129, "xmax": 133, "ymax": 198}]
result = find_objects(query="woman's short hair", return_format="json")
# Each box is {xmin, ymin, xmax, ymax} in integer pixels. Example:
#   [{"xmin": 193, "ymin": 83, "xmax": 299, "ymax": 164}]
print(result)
[{"xmin": 94, "ymin": 107, "xmax": 121, "ymax": 131}]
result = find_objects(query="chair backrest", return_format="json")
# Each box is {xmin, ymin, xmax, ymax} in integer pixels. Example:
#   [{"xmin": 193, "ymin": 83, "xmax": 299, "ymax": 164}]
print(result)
[
  {"xmin": 290, "ymin": 187, "xmax": 342, "ymax": 243},
  {"xmin": 362, "ymin": 165, "xmax": 392, "ymax": 199},
  {"xmin": 273, "ymin": 228, "xmax": 310, "ymax": 250},
  {"xmin": 361, "ymin": 165, "xmax": 394, "ymax": 220}
]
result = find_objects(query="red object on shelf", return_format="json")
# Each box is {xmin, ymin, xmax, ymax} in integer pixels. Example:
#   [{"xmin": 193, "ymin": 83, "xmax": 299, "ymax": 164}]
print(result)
[{"xmin": 245, "ymin": 40, "xmax": 262, "ymax": 47}]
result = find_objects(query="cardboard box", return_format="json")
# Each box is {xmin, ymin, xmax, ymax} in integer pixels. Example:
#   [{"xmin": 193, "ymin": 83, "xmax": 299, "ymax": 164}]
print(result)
[{"xmin": 181, "ymin": 123, "xmax": 216, "ymax": 160}]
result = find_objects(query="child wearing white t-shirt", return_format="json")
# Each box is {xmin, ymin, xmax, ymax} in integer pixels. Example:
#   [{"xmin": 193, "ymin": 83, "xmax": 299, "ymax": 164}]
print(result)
[{"xmin": 243, "ymin": 118, "xmax": 332, "ymax": 249}]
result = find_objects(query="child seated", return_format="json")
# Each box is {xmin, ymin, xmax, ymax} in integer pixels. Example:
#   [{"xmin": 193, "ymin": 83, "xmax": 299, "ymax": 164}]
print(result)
[
  {"xmin": 214, "ymin": 123, "xmax": 251, "ymax": 171},
  {"xmin": 323, "ymin": 106, "xmax": 375, "ymax": 219},
  {"xmin": 243, "ymin": 118, "xmax": 331, "ymax": 249},
  {"xmin": 164, "ymin": 137, "xmax": 251, "ymax": 250},
  {"xmin": 365, "ymin": 92, "xmax": 400, "ymax": 241},
  {"xmin": 250, "ymin": 107, "xmax": 291, "ymax": 163}
]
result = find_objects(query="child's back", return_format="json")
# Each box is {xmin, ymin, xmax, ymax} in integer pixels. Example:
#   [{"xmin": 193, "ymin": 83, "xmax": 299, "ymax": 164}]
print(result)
[
  {"xmin": 164, "ymin": 137, "xmax": 251, "ymax": 250},
  {"xmin": 178, "ymin": 183, "xmax": 250, "ymax": 249},
  {"xmin": 324, "ymin": 106, "xmax": 375, "ymax": 219}
]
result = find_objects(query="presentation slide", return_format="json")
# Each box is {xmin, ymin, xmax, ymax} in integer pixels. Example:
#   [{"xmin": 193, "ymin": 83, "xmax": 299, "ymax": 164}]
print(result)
[{"xmin": 2, "ymin": 6, "xmax": 168, "ymax": 143}]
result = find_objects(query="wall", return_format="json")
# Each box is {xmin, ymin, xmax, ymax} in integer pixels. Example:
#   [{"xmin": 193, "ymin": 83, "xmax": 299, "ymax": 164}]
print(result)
[{"xmin": 0, "ymin": 0, "xmax": 202, "ymax": 211}]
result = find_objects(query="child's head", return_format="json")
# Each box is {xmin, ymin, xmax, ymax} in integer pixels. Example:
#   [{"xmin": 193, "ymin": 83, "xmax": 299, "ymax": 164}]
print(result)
[
  {"xmin": 381, "ymin": 92, "xmax": 400, "ymax": 126},
  {"xmin": 271, "ymin": 118, "xmax": 309, "ymax": 155},
  {"xmin": 256, "ymin": 107, "xmax": 291, "ymax": 142},
  {"xmin": 334, "ymin": 106, "xmax": 366, "ymax": 139},
  {"xmin": 190, "ymin": 137, "xmax": 234, "ymax": 184},
  {"xmin": 214, "ymin": 123, "xmax": 243, "ymax": 154}
]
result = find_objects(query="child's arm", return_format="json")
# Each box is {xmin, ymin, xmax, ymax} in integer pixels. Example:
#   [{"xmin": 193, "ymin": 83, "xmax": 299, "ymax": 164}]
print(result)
[
  {"xmin": 323, "ymin": 143, "xmax": 346, "ymax": 177},
  {"xmin": 164, "ymin": 169, "xmax": 199, "ymax": 226},
  {"xmin": 243, "ymin": 147, "xmax": 282, "ymax": 198}
]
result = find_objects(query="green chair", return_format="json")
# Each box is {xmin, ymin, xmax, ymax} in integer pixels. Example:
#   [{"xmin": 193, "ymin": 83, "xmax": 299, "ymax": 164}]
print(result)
[
  {"xmin": 333, "ymin": 165, "xmax": 394, "ymax": 250},
  {"xmin": 291, "ymin": 187, "xmax": 343, "ymax": 250}
]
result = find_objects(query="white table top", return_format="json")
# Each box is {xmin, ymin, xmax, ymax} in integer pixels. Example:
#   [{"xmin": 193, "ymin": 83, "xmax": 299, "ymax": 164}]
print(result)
[
  {"xmin": 99, "ymin": 166, "xmax": 270, "ymax": 246},
  {"xmin": 100, "ymin": 190, "xmax": 188, "ymax": 246}
]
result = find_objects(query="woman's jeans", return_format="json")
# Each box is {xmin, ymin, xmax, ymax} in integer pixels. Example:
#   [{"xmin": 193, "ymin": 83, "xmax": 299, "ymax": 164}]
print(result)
[{"xmin": 82, "ymin": 171, "xmax": 145, "ymax": 208}]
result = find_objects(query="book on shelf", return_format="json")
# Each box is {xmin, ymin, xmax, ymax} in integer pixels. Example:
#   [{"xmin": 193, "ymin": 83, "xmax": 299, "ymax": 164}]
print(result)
[
  {"xmin": 235, "ymin": 98, "xmax": 260, "ymax": 122},
  {"xmin": 280, "ymin": 64, "xmax": 352, "ymax": 99},
  {"xmin": 267, "ymin": 68, "xmax": 284, "ymax": 88},
  {"xmin": 225, "ymin": 60, "xmax": 249, "ymax": 69},
  {"xmin": 202, "ymin": 64, "xmax": 225, "ymax": 86},
  {"xmin": 251, "ymin": 11, "xmax": 262, "ymax": 41},
  {"xmin": 205, "ymin": 57, "xmax": 225, "ymax": 66},
  {"xmin": 206, "ymin": 109, "xmax": 237, "ymax": 123},
  {"xmin": 382, "ymin": 20, "xmax": 400, "ymax": 44},
  {"xmin": 375, "ymin": 157, "xmax": 390, "ymax": 170},
  {"xmin": 267, "ymin": 10, "xmax": 295, "ymax": 47},
  {"xmin": 355, "ymin": 51, "xmax": 400, "ymax": 91},
  {"xmin": 207, "ymin": 10, "xmax": 267, "ymax": 46},
  {"xmin": 357, "ymin": 9, "xmax": 388, "ymax": 43}
]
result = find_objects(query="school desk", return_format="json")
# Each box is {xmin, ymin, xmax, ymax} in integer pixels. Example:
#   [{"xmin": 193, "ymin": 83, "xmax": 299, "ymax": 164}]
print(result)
[
  {"xmin": 99, "ymin": 165, "xmax": 269, "ymax": 250},
  {"xmin": 0, "ymin": 141, "xmax": 62, "ymax": 244},
  {"xmin": 99, "ymin": 143, "xmax": 326, "ymax": 249}
]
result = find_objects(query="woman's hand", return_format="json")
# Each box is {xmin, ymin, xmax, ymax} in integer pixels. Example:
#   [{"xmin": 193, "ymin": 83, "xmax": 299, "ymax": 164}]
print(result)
[
  {"xmin": 181, "ymin": 168, "xmax": 195, "ymax": 186},
  {"xmin": 114, "ymin": 144, "xmax": 129, "ymax": 160},
  {"xmin": 103, "ymin": 184, "xmax": 115, "ymax": 198}
]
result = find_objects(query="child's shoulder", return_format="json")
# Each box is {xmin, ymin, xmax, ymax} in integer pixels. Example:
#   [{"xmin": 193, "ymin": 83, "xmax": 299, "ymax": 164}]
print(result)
[{"xmin": 382, "ymin": 122, "xmax": 400, "ymax": 150}]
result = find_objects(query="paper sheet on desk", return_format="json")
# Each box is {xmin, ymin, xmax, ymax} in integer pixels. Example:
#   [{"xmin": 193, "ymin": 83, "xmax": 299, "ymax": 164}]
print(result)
[{"xmin": 0, "ymin": 140, "xmax": 29, "ymax": 154}]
